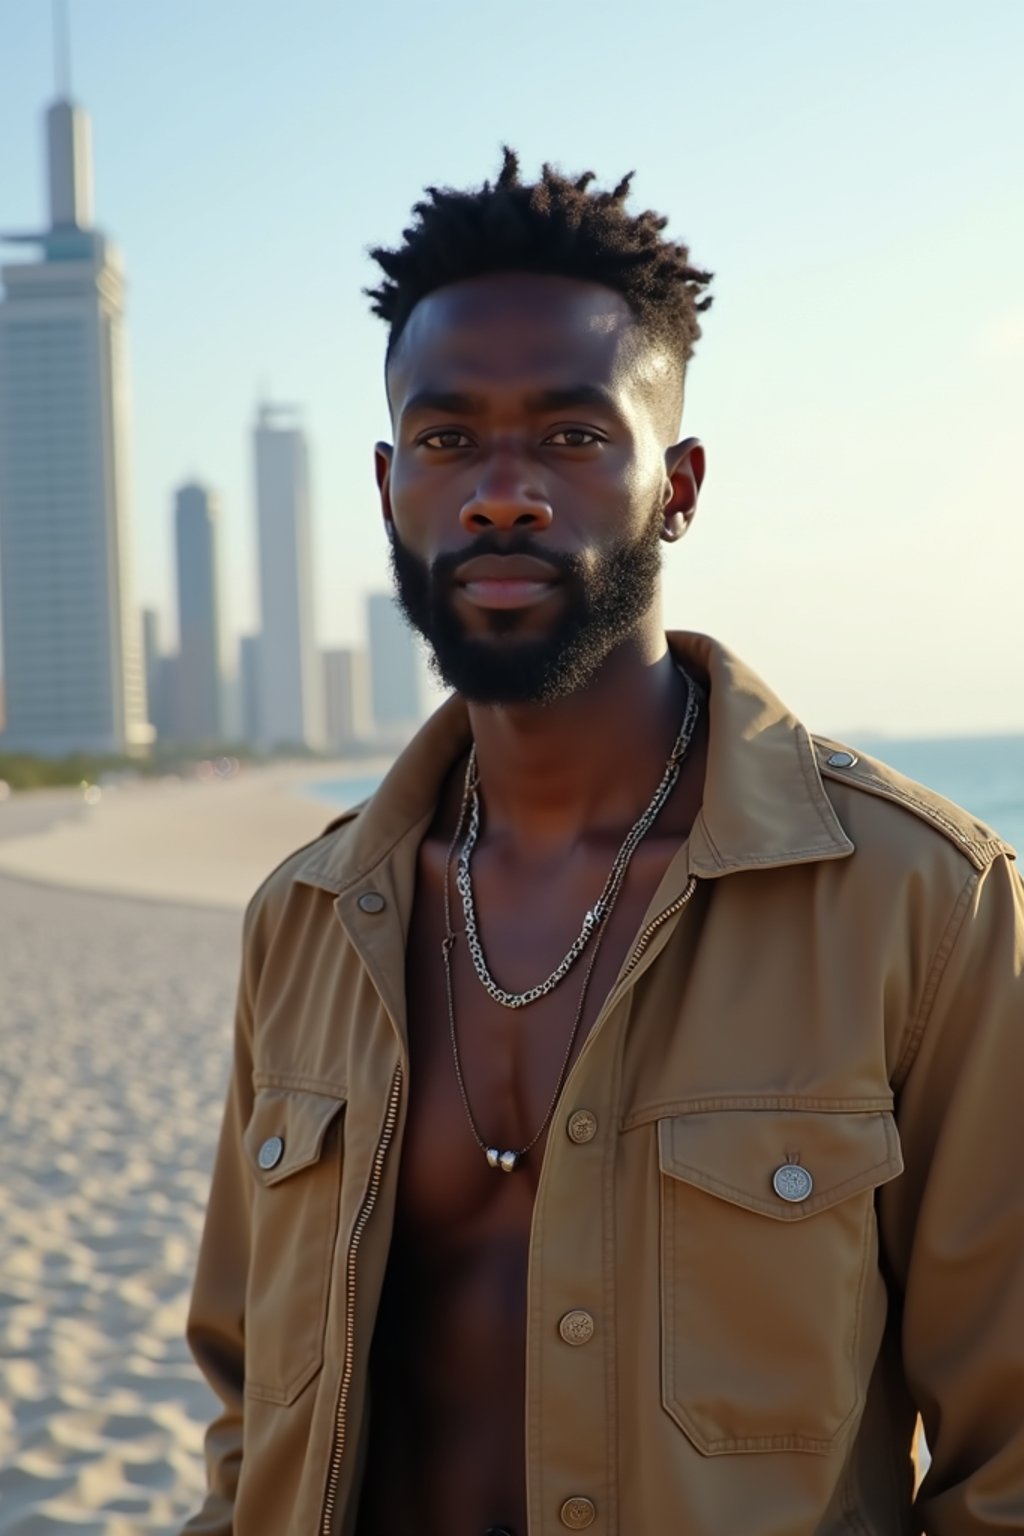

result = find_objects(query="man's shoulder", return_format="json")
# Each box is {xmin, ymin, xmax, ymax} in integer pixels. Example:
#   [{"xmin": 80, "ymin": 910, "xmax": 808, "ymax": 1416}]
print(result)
[
  {"xmin": 241, "ymin": 801, "xmax": 368, "ymax": 934},
  {"xmin": 811, "ymin": 735, "xmax": 1016, "ymax": 876}
]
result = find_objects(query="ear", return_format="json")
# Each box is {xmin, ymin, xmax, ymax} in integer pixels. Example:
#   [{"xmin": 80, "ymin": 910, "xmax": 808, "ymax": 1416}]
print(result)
[
  {"xmin": 660, "ymin": 437, "xmax": 705, "ymax": 544},
  {"xmin": 375, "ymin": 441, "xmax": 395, "ymax": 539}
]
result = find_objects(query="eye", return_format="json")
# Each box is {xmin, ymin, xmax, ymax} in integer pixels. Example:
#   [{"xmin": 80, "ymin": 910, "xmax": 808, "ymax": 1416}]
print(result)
[
  {"xmin": 419, "ymin": 429, "xmax": 473, "ymax": 450},
  {"xmin": 544, "ymin": 427, "xmax": 603, "ymax": 447}
]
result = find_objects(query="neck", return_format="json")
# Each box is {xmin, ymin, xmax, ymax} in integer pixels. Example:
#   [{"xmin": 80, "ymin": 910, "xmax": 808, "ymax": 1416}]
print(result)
[{"xmin": 465, "ymin": 629, "xmax": 690, "ymax": 854}]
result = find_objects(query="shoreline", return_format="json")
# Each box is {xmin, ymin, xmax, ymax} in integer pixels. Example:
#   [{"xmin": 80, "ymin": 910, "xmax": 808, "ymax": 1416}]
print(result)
[{"xmin": 0, "ymin": 759, "xmax": 389, "ymax": 910}]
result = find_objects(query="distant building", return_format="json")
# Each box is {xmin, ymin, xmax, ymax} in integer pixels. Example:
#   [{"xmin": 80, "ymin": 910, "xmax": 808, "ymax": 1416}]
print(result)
[
  {"xmin": 141, "ymin": 607, "xmax": 161, "ymax": 716},
  {"xmin": 174, "ymin": 481, "xmax": 224, "ymax": 743},
  {"xmin": 253, "ymin": 404, "xmax": 324, "ymax": 750},
  {"xmin": 323, "ymin": 647, "xmax": 371, "ymax": 755},
  {"xmin": 153, "ymin": 653, "xmax": 179, "ymax": 745},
  {"xmin": 141, "ymin": 606, "xmax": 173, "ymax": 741},
  {"xmin": 0, "ymin": 90, "xmax": 149, "ymax": 757},
  {"xmin": 238, "ymin": 634, "xmax": 262, "ymax": 750},
  {"xmin": 367, "ymin": 592, "xmax": 423, "ymax": 744}
]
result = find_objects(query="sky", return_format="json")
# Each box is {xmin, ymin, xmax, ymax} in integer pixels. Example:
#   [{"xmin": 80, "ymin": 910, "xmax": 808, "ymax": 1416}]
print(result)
[{"xmin": 1, "ymin": 0, "xmax": 1022, "ymax": 736}]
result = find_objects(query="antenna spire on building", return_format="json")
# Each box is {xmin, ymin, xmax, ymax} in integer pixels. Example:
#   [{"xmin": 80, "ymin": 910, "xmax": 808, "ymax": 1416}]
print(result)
[{"xmin": 54, "ymin": 0, "xmax": 71, "ymax": 98}]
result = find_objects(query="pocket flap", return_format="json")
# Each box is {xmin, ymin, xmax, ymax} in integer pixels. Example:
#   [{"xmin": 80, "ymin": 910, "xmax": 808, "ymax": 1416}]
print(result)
[
  {"xmin": 658, "ymin": 1109, "xmax": 902, "ymax": 1221},
  {"xmin": 244, "ymin": 1088, "xmax": 347, "ymax": 1188}
]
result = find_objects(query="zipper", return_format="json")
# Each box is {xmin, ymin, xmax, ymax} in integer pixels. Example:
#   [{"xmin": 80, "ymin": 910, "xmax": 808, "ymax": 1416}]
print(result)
[
  {"xmin": 620, "ymin": 875, "xmax": 698, "ymax": 981},
  {"xmin": 320, "ymin": 1062, "xmax": 403, "ymax": 1536}
]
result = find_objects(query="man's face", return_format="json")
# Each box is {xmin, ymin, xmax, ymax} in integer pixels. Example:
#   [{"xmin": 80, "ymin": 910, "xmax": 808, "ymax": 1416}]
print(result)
[{"xmin": 376, "ymin": 272, "xmax": 694, "ymax": 705}]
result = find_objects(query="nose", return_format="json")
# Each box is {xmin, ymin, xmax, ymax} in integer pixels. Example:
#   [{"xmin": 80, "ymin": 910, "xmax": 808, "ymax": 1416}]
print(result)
[{"xmin": 459, "ymin": 454, "xmax": 553, "ymax": 534}]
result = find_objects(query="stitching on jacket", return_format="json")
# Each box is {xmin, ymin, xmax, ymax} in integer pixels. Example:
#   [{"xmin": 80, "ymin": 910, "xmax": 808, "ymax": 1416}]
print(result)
[
  {"xmin": 662, "ymin": 1148, "xmax": 900, "ymax": 1218},
  {"xmin": 622, "ymin": 1095, "xmax": 895, "ymax": 1129},
  {"xmin": 816, "ymin": 746, "xmax": 1012, "ymax": 871},
  {"xmin": 602, "ymin": 1000, "xmax": 629, "ymax": 1535},
  {"xmin": 890, "ymin": 869, "xmax": 977, "ymax": 1094},
  {"xmin": 796, "ymin": 726, "xmax": 854, "ymax": 843},
  {"xmin": 251, "ymin": 1072, "xmax": 348, "ymax": 1098}
]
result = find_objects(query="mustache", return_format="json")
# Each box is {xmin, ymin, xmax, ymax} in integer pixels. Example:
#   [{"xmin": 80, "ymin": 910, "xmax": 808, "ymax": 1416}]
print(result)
[{"xmin": 427, "ymin": 533, "xmax": 582, "ymax": 585}]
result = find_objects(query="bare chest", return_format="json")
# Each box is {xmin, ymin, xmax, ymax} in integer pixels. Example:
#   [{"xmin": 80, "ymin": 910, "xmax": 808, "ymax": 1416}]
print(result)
[{"xmin": 395, "ymin": 834, "xmax": 681, "ymax": 1225}]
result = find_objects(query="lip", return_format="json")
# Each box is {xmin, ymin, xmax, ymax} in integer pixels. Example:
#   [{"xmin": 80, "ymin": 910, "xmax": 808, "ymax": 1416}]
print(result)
[
  {"xmin": 452, "ymin": 553, "xmax": 562, "ymax": 612},
  {"xmin": 458, "ymin": 578, "xmax": 558, "ymax": 611},
  {"xmin": 453, "ymin": 554, "xmax": 562, "ymax": 585}
]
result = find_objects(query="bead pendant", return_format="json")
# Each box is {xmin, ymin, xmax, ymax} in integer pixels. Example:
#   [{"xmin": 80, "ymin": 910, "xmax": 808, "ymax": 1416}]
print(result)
[{"xmin": 486, "ymin": 1147, "xmax": 520, "ymax": 1172}]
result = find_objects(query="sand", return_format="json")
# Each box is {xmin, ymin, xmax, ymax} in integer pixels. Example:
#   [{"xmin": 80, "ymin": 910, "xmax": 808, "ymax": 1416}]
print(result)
[
  {"xmin": 0, "ymin": 761, "xmax": 377, "ymax": 910},
  {"xmin": 0, "ymin": 765, "xmax": 369, "ymax": 1533}
]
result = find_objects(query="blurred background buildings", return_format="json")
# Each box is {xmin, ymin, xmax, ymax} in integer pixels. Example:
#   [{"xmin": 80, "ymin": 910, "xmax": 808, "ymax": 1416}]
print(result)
[{"xmin": 0, "ymin": 81, "xmax": 429, "ymax": 762}]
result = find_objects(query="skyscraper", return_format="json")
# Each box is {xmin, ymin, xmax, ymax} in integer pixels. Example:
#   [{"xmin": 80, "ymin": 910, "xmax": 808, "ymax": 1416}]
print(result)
[
  {"xmin": 238, "ymin": 634, "xmax": 262, "ymax": 749},
  {"xmin": 0, "ymin": 88, "xmax": 149, "ymax": 756},
  {"xmin": 174, "ymin": 481, "xmax": 223, "ymax": 743},
  {"xmin": 141, "ymin": 607, "xmax": 161, "ymax": 719},
  {"xmin": 253, "ymin": 404, "xmax": 324, "ymax": 750},
  {"xmin": 140, "ymin": 604, "xmax": 174, "ymax": 741},
  {"xmin": 367, "ymin": 592, "xmax": 423, "ymax": 744},
  {"xmin": 323, "ymin": 646, "xmax": 371, "ymax": 755}
]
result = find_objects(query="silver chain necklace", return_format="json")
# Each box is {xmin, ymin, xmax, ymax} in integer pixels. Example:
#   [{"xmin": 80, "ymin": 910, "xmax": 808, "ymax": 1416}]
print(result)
[
  {"xmin": 441, "ymin": 666, "xmax": 703, "ymax": 1171},
  {"xmin": 442, "ymin": 829, "xmax": 613, "ymax": 1173},
  {"xmin": 455, "ymin": 666, "xmax": 701, "ymax": 1009}
]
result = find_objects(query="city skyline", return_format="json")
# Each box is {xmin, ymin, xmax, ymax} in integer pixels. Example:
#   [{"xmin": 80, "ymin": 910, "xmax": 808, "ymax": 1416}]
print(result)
[
  {"xmin": 1, "ymin": 2, "xmax": 1022, "ymax": 738},
  {"xmin": 0, "ymin": 62, "xmax": 432, "ymax": 757}
]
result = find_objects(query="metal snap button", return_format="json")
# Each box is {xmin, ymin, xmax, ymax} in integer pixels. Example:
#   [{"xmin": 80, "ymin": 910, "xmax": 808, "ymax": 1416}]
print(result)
[
  {"xmin": 773, "ymin": 1163, "xmax": 813, "ymax": 1202},
  {"xmin": 560, "ymin": 1496, "xmax": 596, "ymax": 1529},
  {"xmin": 558, "ymin": 1309, "xmax": 595, "ymax": 1346},
  {"xmin": 357, "ymin": 891, "xmax": 386, "ymax": 914},
  {"xmin": 258, "ymin": 1135, "xmax": 284, "ymax": 1171},
  {"xmin": 566, "ymin": 1110, "xmax": 597, "ymax": 1144},
  {"xmin": 826, "ymin": 750, "xmax": 858, "ymax": 769}
]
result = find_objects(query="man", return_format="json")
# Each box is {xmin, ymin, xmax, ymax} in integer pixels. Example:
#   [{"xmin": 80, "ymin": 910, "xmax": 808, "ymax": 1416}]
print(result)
[{"xmin": 183, "ymin": 152, "xmax": 1024, "ymax": 1535}]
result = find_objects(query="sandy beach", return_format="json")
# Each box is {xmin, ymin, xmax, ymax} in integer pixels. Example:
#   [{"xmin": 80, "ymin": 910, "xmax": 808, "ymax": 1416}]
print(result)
[{"xmin": 0, "ymin": 765, "xmax": 364, "ymax": 1534}]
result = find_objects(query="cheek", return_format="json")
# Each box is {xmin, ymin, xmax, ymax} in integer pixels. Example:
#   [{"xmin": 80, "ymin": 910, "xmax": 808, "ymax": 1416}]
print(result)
[
  {"xmin": 388, "ymin": 450, "xmax": 475, "ymax": 510},
  {"xmin": 606, "ymin": 450, "xmax": 664, "ymax": 530},
  {"xmin": 384, "ymin": 452, "xmax": 438, "ymax": 528}
]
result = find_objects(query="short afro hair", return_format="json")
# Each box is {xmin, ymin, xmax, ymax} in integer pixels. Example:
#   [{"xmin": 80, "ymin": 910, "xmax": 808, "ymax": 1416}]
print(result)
[{"xmin": 366, "ymin": 147, "xmax": 713, "ymax": 375}]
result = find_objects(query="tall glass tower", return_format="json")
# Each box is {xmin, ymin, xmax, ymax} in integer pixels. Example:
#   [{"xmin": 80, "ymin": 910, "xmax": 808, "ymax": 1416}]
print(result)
[
  {"xmin": 174, "ymin": 481, "xmax": 224, "ymax": 744},
  {"xmin": 253, "ymin": 403, "xmax": 324, "ymax": 751},
  {"xmin": 0, "ymin": 86, "xmax": 150, "ymax": 756}
]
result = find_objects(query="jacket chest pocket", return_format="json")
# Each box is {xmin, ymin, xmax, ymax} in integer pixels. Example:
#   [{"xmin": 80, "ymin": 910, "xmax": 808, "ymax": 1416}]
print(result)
[
  {"xmin": 242, "ymin": 1087, "xmax": 347, "ymax": 1405},
  {"xmin": 658, "ymin": 1108, "xmax": 903, "ymax": 1454}
]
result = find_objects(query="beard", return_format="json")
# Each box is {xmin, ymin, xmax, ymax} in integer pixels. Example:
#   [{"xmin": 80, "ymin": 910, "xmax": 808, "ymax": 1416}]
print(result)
[{"xmin": 388, "ymin": 505, "xmax": 664, "ymax": 706}]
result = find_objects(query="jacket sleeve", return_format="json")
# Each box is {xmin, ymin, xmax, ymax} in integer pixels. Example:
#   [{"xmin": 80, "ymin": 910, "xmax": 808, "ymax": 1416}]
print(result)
[
  {"xmin": 179, "ymin": 892, "xmax": 262, "ymax": 1533},
  {"xmin": 880, "ymin": 851, "xmax": 1024, "ymax": 1531}
]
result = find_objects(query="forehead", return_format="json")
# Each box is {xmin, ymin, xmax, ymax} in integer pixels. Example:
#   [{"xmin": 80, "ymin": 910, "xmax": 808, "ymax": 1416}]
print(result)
[{"xmin": 387, "ymin": 272, "xmax": 665, "ymax": 408}]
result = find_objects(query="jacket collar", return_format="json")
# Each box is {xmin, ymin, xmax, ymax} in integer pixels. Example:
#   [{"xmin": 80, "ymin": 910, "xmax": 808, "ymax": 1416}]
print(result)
[{"xmin": 295, "ymin": 631, "xmax": 853, "ymax": 895}]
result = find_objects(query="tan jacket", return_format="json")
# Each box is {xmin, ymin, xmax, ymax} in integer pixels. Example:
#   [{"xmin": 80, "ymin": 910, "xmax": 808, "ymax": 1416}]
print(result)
[{"xmin": 183, "ymin": 633, "xmax": 1024, "ymax": 1536}]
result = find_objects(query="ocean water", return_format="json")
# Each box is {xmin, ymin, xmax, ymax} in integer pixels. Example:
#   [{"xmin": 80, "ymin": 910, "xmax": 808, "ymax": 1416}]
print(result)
[{"xmin": 306, "ymin": 736, "xmax": 1023, "ymax": 857}]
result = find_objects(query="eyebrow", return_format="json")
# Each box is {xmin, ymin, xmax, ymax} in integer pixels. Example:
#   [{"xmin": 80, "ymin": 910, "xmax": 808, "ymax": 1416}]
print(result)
[
  {"xmin": 402, "ymin": 383, "xmax": 625, "ymax": 420},
  {"xmin": 402, "ymin": 389, "xmax": 479, "ymax": 417}
]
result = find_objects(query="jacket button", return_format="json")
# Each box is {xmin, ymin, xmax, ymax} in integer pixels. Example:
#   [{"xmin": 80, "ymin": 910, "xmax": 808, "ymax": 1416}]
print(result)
[
  {"xmin": 566, "ymin": 1110, "xmax": 597, "ymax": 1144},
  {"xmin": 826, "ymin": 750, "xmax": 858, "ymax": 768},
  {"xmin": 560, "ymin": 1496, "xmax": 596, "ymax": 1528},
  {"xmin": 258, "ymin": 1135, "xmax": 284, "ymax": 1170},
  {"xmin": 357, "ymin": 891, "xmax": 386, "ymax": 914},
  {"xmin": 773, "ymin": 1163, "xmax": 813, "ymax": 1202},
  {"xmin": 558, "ymin": 1309, "xmax": 595, "ymax": 1346}
]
